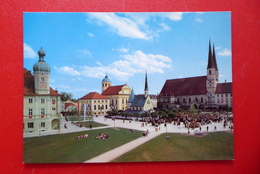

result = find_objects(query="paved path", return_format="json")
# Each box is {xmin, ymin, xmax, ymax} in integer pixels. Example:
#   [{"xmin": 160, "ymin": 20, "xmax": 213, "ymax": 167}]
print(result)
[{"xmin": 85, "ymin": 131, "xmax": 161, "ymax": 163}]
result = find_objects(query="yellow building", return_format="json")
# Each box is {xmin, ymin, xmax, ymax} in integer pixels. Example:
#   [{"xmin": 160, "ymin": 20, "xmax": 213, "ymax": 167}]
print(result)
[
  {"xmin": 78, "ymin": 92, "xmax": 110, "ymax": 115},
  {"xmin": 101, "ymin": 74, "xmax": 131, "ymax": 111}
]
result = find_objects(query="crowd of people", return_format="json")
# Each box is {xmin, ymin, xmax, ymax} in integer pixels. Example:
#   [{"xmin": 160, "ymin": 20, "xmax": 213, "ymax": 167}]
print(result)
[
  {"xmin": 95, "ymin": 133, "xmax": 110, "ymax": 140},
  {"xmin": 74, "ymin": 134, "xmax": 88, "ymax": 139}
]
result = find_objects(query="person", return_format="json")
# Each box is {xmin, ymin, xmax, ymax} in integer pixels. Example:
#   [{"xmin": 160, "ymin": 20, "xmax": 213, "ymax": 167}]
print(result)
[
  {"xmin": 64, "ymin": 124, "xmax": 67, "ymax": 129},
  {"xmin": 206, "ymin": 126, "xmax": 209, "ymax": 132},
  {"xmin": 90, "ymin": 124, "xmax": 92, "ymax": 129}
]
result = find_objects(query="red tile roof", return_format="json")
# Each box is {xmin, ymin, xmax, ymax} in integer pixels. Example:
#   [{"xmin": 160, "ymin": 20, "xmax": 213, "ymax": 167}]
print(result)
[
  {"xmin": 65, "ymin": 103, "xmax": 77, "ymax": 109},
  {"xmin": 102, "ymin": 85, "xmax": 124, "ymax": 95},
  {"xmin": 24, "ymin": 68, "xmax": 60, "ymax": 96},
  {"xmin": 159, "ymin": 76, "xmax": 207, "ymax": 96},
  {"xmin": 215, "ymin": 82, "xmax": 232, "ymax": 94},
  {"xmin": 78, "ymin": 92, "xmax": 109, "ymax": 100}
]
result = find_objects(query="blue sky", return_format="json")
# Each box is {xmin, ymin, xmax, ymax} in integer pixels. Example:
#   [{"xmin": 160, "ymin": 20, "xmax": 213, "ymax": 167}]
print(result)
[{"xmin": 24, "ymin": 12, "xmax": 232, "ymax": 99}]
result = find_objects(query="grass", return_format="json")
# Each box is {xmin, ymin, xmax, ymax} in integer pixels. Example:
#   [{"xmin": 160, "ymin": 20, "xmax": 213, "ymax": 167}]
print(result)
[
  {"xmin": 112, "ymin": 132, "xmax": 234, "ymax": 162},
  {"xmin": 24, "ymin": 128, "xmax": 142, "ymax": 163}
]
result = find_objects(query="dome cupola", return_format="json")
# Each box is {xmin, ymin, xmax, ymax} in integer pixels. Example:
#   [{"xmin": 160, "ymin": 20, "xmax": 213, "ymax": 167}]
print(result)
[
  {"xmin": 102, "ymin": 73, "xmax": 111, "ymax": 82},
  {"xmin": 33, "ymin": 47, "xmax": 51, "ymax": 73}
]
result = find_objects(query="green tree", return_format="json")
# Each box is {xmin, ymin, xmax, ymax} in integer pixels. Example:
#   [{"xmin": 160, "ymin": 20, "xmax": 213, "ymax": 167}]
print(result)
[{"xmin": 60, "ymin": 92, "xmax": 74, "ymax": 101}]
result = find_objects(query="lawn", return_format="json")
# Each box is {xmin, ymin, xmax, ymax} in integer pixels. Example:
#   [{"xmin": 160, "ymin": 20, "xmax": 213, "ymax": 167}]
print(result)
[
  {"xmin": 24, "ymin": 128, "xmax": 142, "ymax": 163},
  {"xmin": 112, "ymin": 132, "xmax": 234, "ymax": 162}
]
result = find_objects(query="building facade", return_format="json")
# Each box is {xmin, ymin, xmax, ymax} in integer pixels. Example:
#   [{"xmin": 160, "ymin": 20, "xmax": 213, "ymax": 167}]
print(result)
[
  {"xmin": 78, "ymin": 92, "xmax": 110, "ymax": 115},
  {"xmin": 24, "ymin": 48, "xmax": 62, "ymax": 133},
  {"xmin": 157, "ymin": 41, "xmax": 232, "ymax": 110},
  {"xmin": 101, "ymin": 74, "xmax": 131, "ymax": 111},
  {"xmin": 125, "ymin": 72, "xmax": 156, "ymax": 114}
]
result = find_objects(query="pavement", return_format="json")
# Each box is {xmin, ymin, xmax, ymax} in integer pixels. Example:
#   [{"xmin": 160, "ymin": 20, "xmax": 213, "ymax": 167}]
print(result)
[{"xmin": 24, "ymin": 115, "xmax": 233, "ymax": 162}]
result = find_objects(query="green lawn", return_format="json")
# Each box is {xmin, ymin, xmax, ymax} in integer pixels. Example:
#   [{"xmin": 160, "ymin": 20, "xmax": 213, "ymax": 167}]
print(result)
[
  {"xmin": 112, "ymin": 132, "xmax": 234, "ymax": 162},
  {"xmin": 24, "ymin": 128, "xmax": 142, "ymax": 163}
]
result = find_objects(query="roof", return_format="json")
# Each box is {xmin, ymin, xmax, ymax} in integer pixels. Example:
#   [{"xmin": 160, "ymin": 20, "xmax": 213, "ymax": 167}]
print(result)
[
  {"xmin": 24, "ymin": 68, "xmax": 60, "ymax": 96},
  {"xmin": 128, "ymin": 89, "xmax": 135, "ymax": 103},
  {"xmin": 78, "ymin": 92, "xmax": 109, "ymax": 100},
  {"xmin": 102, "ymin": 85, "xmax": 125, "ymax": 95},
  {"xmin": 130, "ymin": 95, "xmax": 147, "ymax": 107},
  {"xmin": 159, "ymin": 76, "xmax": 207, "ymax": 96},
  {"xmin": 215, "ymin": 82, "xmax": 232, "ymax": 94},
  {"xmin": 102, "ymin": 74, "xmax": 111, "ymax": 82},
  {"xmin": 65, "ymin": 103, "xmax": 77, "ymax": 109}
]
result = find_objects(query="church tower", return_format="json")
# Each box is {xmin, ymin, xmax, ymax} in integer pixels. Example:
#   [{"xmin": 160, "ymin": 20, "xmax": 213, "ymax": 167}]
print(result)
[
  {"xmin": 33, "ymin": 47, "xmax": 51, "ymax": 94},
  {"xmin": 144, "ymin": 71, "xmax": 149, "ymax": 98},
  {"xmin": 102, "ymin": 74, "xmax": 112, "ymax": 93},
  {"xmin": 206, "ymin": 40, "xmax": 219, "ymax": 105}
]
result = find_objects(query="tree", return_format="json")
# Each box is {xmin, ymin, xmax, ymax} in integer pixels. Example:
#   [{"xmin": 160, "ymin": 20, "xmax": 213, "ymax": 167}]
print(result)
[{"xmin": 60, "ymin": 92, "xmax": 74, "ymax": 101}]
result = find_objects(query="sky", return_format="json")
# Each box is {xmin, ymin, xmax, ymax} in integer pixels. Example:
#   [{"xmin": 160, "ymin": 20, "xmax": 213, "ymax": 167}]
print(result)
[{"xmin": 24, "ymin": 12, "xmax": 232, "ymax": 99}]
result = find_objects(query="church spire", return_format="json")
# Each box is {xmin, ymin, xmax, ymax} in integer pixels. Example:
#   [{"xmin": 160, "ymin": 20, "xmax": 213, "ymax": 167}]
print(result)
[
  {"xmin": 144, "ymin": 71, "xmax": 149, "ymax": 98},
  {"xmin": 207, "ymin": 40, "xmax": 215, "ymax": 69},
  {"xmin": 212, "ymin": 43, "xmax": 218, "ymax": 70}
]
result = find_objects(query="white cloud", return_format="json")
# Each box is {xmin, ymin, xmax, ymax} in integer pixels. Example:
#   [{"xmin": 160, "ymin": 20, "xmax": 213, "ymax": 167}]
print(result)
[
  {"xmin": 24, "ymin": 43, "xmax": 37, "ymax": 59},
  {"xmin": 118, "ymin": 47, "xmax": 129, "ymax": 53},
  {"xmin": 96, "ymin": 62, "xmax": 103, "ymax": 66},
  {"xmin": 88, "ymin": 13, "xmax": 150, "ymax": 40},
  {"xmin": 164, "ymin": 12, "xmax": 183, "ymax": 21},
  {"xmin": 79, "ymin": 49, "xmax": 92, "ymax": 57},
  {"xmin": 58, "ymin": 66, "xmax": 81, "ymax": 76},
  {"xmin": 218, "ymin": 48, "xmax": 232, "ymax": 56},
  {"xmin": 79, "ymin": 50, "xmax": 172, "ymax": 81},
  {"xmin": 87, "ymin": 32, "xmax": 94, "ymax": 37},
  {"xmin": 159, "ymin": 23, "xmax": 171, "ymax": 31},
  {"xmin": 195, "ymin": 18, "xmax": 203, "ymax": 23}
]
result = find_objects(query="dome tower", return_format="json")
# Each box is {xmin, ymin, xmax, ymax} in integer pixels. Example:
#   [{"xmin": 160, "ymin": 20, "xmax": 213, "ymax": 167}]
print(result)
[
  {"xmin": 102, "ymin": 74, "xmax": 112, "ymax": 93},
  {"xmin": 33, "ymin": 47, "xmax": 51, "ymax": 94}
]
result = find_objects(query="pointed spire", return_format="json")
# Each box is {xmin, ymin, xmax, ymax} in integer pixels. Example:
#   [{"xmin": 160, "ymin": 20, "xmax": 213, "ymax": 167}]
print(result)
[
  {"xmin": 144, "ymin": 71, "xmax": 149, "ymax": 98},
  {"xmin": 212, "ymin": 43, "xmax": 218, "ymax": 70},
  {"xmin": 128, "ymin": 87, "xmax": 135, "ymax": 103},
  {"xmin": 207, "ymin": 40, "xmax": 215, "ymax": 69},
  {"xmin": 144, "ymin": 70, "xmax": 149, "ymax": 91}
]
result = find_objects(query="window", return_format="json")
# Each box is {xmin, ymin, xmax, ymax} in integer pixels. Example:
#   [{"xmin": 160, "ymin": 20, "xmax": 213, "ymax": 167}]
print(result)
[
  {"xmin": 52, "ymin": 99, "xmax": 55, "ymax": 103},
  {"xmin": 28, "ymin": 122, "xmax": 34, "ymax": 128},
  {"xmin": 28, "ymin": 109, "xmax": 33, "ymax": 115},
  {"xmin": 41, "ymin": 77, "xmax": 44, "ymax": 82},
  {"xmin": 94, "ymin": 105, "xmax": 96, "ymax": 110},
  {"xmin": 28, "ymin": 98, "xmax": 33, "ymax": 103},
  {"xmin": 52, "ymin": 108, "xmax": 56, "ymax": 111},
  {"xmin": 41, "ymin": 99, "xmax": 45, "ymax": 103},
  {"xmin": 41, "ymin": 122, "xmax": 45, "ymax": 128},
  {"xmin": 41, "ymin": 108, "xmax": 45, "ymax": 115}
]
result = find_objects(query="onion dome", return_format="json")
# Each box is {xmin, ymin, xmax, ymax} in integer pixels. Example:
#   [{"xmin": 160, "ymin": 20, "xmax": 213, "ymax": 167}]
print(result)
[
  {"xmin": 102, "ymin": 74, "xmax": 111, "ymax": 82},
  {"xmin": 33, "ymin": 47, "xmax": 51, "ymax": 73}
]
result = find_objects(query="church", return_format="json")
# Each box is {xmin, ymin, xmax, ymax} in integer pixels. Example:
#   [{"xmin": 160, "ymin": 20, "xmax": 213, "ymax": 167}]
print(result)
[
  {"xmin": 24, "ymin": 48, "xmax": 62, "ymax": 133},
  {"xmin": 125, "ymin": 72, "xmax": 156, "ymax": 114},
  {"xmin": 101, "ymin": 74, "xmax": 131, "ymax": 111},
  {"xmin": 157, "ymin": 41, "xmax": 232, "ymax": 110}
]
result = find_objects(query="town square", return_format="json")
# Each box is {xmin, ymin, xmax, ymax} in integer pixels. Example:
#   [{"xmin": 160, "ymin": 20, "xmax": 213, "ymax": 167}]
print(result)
[{"xmin": 23, "ymin": 12, "xmax": 233, "ymax": 163}]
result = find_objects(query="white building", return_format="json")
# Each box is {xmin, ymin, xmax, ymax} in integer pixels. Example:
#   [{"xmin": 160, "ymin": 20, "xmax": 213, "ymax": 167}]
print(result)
[{"xmin": 24, "ymin": 48, "xmax": 62, "ymax": 133}]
